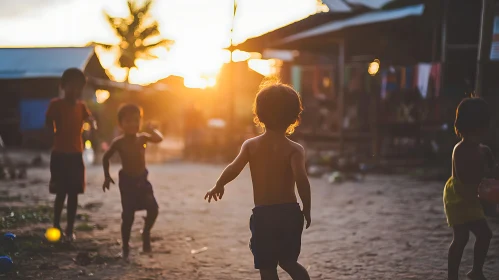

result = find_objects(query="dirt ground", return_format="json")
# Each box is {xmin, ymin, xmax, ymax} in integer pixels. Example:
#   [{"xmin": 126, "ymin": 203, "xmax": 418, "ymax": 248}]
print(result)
[{"xmin": 0, "ymin": 163, "xmax": 498, "ymax": 280}]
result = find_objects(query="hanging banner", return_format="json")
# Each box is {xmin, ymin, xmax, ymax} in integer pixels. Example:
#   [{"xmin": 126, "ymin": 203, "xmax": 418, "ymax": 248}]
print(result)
[{"xmin": 490, "ymin": 16, "xmax": 499, "ymax": 60}]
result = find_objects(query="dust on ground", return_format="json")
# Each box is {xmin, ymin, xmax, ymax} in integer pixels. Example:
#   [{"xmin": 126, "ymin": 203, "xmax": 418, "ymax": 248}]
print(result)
[{"xmin": 0, "ymin": 163, "xmax": 498, "ymax": 280}]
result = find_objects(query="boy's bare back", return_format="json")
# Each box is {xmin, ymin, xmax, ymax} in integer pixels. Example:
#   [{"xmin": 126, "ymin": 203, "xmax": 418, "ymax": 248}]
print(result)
[
  {"xmin": 246, "ymin": 134, "xmax": 303, "ymax": 206},
  {"xmin": 204, "ymin": 83, "xmax": 311, "ymax": 228},
  {"xmin": 453, "ymin": 142, "xmax": 494, "ymax": 186}
]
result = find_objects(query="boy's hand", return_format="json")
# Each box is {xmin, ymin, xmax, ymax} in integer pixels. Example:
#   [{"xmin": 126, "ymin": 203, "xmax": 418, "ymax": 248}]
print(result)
[
  {"xmin": 103, "ymin": 177, "xmax": 114, "ymax": 192},
  {"xmin": 145, "ymin": 122, "xmax": 157, "ymax": 132},
  {"xmin": 204, "ymin": 185, "xmax": 224, "ymax": 203},
  {"xmin": 91, "ymin": 120, "xmax": 98, "ymax": 130},
  {"xmin": 303, "ymin": 210, "xmax": 311, "ymax": 229}
]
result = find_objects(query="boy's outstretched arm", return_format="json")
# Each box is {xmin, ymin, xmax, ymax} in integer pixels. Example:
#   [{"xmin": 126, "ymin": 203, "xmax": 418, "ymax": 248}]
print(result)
[
  {"xmin": 142, "ymin": 124, "xmax": 163, "ymax": 143},
  {"xmin": 291, "ymin": 145, "xmax": 312, "ymax": 229},
  {"xmin": 102, "ymin": 139, "xmax": 118, "ymax": 192},
  {"xmin": 205, "ymin": 140, "xmax": 250, "ymax": 202}
]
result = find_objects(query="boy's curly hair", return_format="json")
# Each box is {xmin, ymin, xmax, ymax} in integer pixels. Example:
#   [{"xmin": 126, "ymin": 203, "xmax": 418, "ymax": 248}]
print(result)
[
  {"xmin": 253, "ymin": 80, "xmax": 303, "ymax": 135},
  {"xmin": 118, "ymin": 104, "xmax": 143, "ymax": 123},
  {"xmin": 454, "ymin": 97, "xmax": 490, "ymax": 138}
]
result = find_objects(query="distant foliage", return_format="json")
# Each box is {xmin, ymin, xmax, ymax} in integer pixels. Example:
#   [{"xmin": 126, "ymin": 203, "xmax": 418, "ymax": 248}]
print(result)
[{"xmin": 96, "ymin": 0, "xmax": 173, "ymax": 82}]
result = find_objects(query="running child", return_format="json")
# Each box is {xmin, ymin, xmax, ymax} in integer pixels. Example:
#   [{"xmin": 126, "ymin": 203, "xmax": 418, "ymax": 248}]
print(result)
[
  {"xmin": 205, "ymin": 83, "xmax": 312, "ymax": 280},
  {"xmin": 46, "ymin": 68, "xmax": 94, "ymax": 242},
  {"xmin": 102, "ymin": 104, "xmax": 162, "ymax": 260},
  {"xmin": 444, "ymin": 98, "xmax": 494, "ymax": 280}
]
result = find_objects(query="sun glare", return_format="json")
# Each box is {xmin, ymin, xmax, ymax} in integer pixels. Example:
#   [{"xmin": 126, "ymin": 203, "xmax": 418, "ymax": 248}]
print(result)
[
  {"xmin": 248, "ymin": 59, "xmax": 281, "ymax": 77},
  {"xmin": 0, "ymin": 0, "xmax": 318, "ymax": 88},
  {"xmin": 95, "ymin": 89, "xmax": 110, "ymax": 104},
  {"xmin": 232, "ymin": 50, "xmax": 251, "ymax": 62}
]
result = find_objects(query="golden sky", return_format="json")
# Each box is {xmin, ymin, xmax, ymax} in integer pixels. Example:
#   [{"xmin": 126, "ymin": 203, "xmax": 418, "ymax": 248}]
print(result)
[{"xmin": 1, "ymin": 0, "xmax": 319, "ymax": 85}]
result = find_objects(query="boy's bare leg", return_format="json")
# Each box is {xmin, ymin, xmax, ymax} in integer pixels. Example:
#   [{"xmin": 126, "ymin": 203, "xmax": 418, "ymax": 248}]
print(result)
[
  {"xmin": 449, "ymin": 226, "xmax": 470, "ymax": 280},
  {"xmin": 142, "ymin": 206, "xmax": 158, "ymax": 252},
  {"xmin": 467, "ymin": 220, "xmax": 492, "ymax": 280},
  {"xmin": 121, "ymin": 210, "xmax": 135, "ymax": 260},
  {"xmin": 65, "ymin": 193, "xmax": 78, "ymax": 240},
  {"xmin": 279, "ymin": 261, "xmax": 310, "ymax": 280},
  {"xmin": 53, "ymin": 193, "xmax": 66, "ymax": 230},
  {"xmin": 260, "ymin": 268, "xmax": 279, "ymax": 280}
]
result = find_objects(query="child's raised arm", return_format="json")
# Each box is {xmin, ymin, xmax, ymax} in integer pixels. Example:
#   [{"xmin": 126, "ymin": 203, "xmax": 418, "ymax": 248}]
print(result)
[
  {"xmin": 204, "ymin": 140, "xmax": 250, "ymax": 202},
  {"xmin": 102, "ymin": 138, "xmax": 120, "ymax": 192},
  {"xmin": 142, "ymin": 124, "xmax": 163, "ymax": 143},
  {"xmin": 291, "ymin": 144, "xmax": 311, "ymax": 229}
]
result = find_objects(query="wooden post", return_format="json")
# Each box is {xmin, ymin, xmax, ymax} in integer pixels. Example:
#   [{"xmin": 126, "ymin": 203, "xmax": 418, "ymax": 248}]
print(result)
[
  {"xmin": 338, "ymin": 39, "xmax": 345, "ymax": 153},
  {"xmin": 226, "ymin": 0, "xmax": 237, "ymax": 159},
  {"xmin": 440, "ymin": 0, "xmax": 449, "ymax": 97},
  {"xmin": 476, "ymin": 0, "xmax": 495, "ymax": 97}
]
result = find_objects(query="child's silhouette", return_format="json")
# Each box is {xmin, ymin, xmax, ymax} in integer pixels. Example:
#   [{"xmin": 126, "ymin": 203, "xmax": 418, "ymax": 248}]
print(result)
[
  {"xmin": 205, "ymin": 83, "xmax": 311, "ymax": 280},
  {"xmin": 444, "ymin": 98, "xmax": 494, "ymax": 280},
  {"xmin": 102, "ymin": 104, "xmax": 163, "ymax": 260},
  {"xmin": 46, "ymin": 68, "xmax": 94, "ymax": 242}
]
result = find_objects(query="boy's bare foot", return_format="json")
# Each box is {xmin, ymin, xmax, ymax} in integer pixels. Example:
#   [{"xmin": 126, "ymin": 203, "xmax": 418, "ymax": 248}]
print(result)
[
  {"xmin": 142, "ymin": 232, "xmax": 152, "ymax": 253},
  {"xmin": 467, "ymin": 270, "xmax": 487, "ymax": 280},
  {"xmin": 121, "ymin": 246, "xmax": 130, "ymax": 262},
  {"xmin": 63, "ymin": 233, "xmax": 76, "ymax": 243}
]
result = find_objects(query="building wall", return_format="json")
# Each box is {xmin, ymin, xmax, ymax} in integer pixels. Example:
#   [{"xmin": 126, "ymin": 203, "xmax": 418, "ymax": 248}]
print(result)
[
  {"xmin": 0, "ymin": 78, "xmax": 98, "ymax": 148},
  {"xmin": 0, "ymin": 78, "xmax": 60, "ymax": 147}
]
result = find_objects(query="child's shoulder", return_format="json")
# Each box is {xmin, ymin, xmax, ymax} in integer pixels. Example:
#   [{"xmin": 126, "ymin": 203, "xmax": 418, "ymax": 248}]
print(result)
[
  {"xmin": 49, "ymin": 98, "xmax": 62, "ymax": 106},
  {"xmin": 287, "ymin": 138, "xmax": 305, "ymax": 153},
  {"xmin": 479, "ymin": 143, "xmax": 492, "ymax": 153},
  {"xmin": 111, "ymin": 135, "xmax": 125, "ymax": 145},
  {"xmin": 243, "ymin": 136, "xmax": 260, "ymax": 145}
]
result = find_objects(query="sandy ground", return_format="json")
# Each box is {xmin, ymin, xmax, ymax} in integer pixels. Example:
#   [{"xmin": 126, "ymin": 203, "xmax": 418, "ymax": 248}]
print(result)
[{"xmin": 0, "ymin": 163, "xmax": 498, "ymax": 280}]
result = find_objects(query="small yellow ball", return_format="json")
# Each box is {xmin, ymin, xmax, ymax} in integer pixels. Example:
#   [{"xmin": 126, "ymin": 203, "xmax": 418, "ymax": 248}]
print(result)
[{"xmin": 45, "ymin": 227, "xmax": 61, "ymax": 243}]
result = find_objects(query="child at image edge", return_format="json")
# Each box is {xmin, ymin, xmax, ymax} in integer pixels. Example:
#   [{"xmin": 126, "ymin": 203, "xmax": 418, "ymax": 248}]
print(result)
[
  {"xmin": 46, "ymin": 68, "xmax": 94, "ymax": 242},
  {"xmin": 205, "ymin": 83, "xmax": 312, "ymax": 280},
  {"xmin": 444, "ymin": 98, "xmax": 494, "ymax": 280},
  {"xmin": 102, "ymin": 104, "xmax": 163, "ymax": 260}
]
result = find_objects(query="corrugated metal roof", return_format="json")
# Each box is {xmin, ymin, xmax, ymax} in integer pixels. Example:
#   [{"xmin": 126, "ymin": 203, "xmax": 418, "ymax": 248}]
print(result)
[
  {"xmin": 0, "ymin": 47, "xmax": 94, "ymax": 79},
  {"xmin": 279, "ymin": 4, "xmax": 424, "ymax": 45},
  {"xmin": 235, "ymin": 12, "xmax": 364, "ymax": 52},
  {"xmin": 322, "ymin": 0, "xmax": 353, "ymax": 12},
  {"xmin": 323, "ymin": 0, "xmax": 396, "ymax": 12},
  {"xmin": 345, "ymin": 0, "xmax": 395, "ymax": 9}
]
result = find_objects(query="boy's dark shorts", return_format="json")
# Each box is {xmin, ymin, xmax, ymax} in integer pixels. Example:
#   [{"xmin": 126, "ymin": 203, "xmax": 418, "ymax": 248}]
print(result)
[
  {"xmin": 249, "ymin": 203, "xmax": 304, "ymax": 269},
  {"xmin": 119, "ymin": 170, "xmax": 159, "ymax": 213},
  {"xmin": 49, "ymin": 152, "xmax": 85, "ymax": 194}
]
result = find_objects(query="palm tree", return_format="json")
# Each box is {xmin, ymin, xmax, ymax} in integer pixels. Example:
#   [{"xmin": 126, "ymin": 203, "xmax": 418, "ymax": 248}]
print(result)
[{"xmin": 97, "ymin": 0, "xmax": 173, "ymax": 83}]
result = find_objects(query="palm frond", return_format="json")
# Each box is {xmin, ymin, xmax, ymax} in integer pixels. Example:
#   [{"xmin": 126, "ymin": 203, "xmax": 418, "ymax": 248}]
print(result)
[
  {"xmin": 136, "ymin": 52, "xmax": 158, "ymax": 60},
  {"xmin": 103, "ymin": 12, "xmax": 116, "ymax": 27},
  {"xmin": 103, "ymin": 11, "xmax": 128, "ymax": 40},
  {"xmin": 137, "ymin": 39, "xmax": 173, "ymax": 51},
  {"xmin": 138, "ymin": 0, "xmax": 154, "ymax": 16},
  {"xmin": 127, "ymin": 0, "xmax": 135, "ymax": 16},
  {"xmin": 136, "ymin": 22, "xmax": 160, "ymax": 41}
]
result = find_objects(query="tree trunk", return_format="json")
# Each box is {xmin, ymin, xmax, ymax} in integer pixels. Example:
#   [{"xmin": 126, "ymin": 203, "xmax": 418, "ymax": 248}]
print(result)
[
  {"xmin": 124, "ymin": 68, "xmax": 131, "ymax": 94},
  {"xmin": 125, "ymin": 68, "xmax": 131, "ymax": 84}
]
